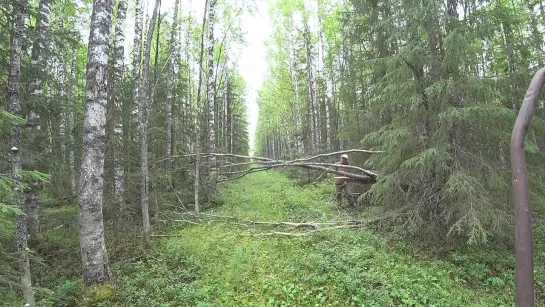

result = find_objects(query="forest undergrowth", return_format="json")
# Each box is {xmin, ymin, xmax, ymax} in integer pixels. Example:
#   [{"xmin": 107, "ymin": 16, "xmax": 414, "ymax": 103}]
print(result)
[{"xmin": 6, "ymin": 171, "xmax": 545, "ymax": 306}]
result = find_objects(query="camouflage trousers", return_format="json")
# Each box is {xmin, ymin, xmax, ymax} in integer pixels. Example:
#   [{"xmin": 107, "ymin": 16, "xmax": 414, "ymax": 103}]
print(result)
[{"xmin": 335, "ymin": 182, "xmax": 356, "ymax": 205}]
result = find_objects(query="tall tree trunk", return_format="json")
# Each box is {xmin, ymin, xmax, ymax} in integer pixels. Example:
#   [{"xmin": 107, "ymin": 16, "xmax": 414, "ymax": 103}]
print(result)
[
  {"xmin": 128, "ymin": 0, "xmax": 144, "ymax": 195},
  {"xmin": 194, "ymin": 0, "xmax": 209, "ymax": 213},
  {"xmin": 57, "ymin": 5, "xmax": 67, "ymax": 164},
  {"xmin": 318, "ymin": 15, "xmax": 332, "ymax": 149},
  {"xmin": 226, "ymin": 78, "xmax": 232, "ymax": 153},
  {"xmin": 68, "ymin": 48, "xmax": 77, "ymax": 195},
  {"xmin": 165, "ymin": 0, "xmax": 180, "ymax": 172},
  {"xmin": 8, "ymin": 0, "xmax": 34, "ymax": 304},
  {"xmin": 184, "ymin": 16, "xmax": 192, "ymax": 153},
  {"xmin": 78, "ymin": 0, "xmax": 114, "ymax": 286},
  {"xmin": 111, "ymin": 0, "xmax": 127, "ymax": 206},
  {"xmin": 304, "ymin": 20, "xmax": 318, "ymax": 153},
  {"xmin": 25, "ymin": 0, "xmax": 53, "ymax": 237},
  {"xmin": 26, "ymin": 0, "xmax": 52, "ymax": 134},
  {"xmin": 139, "ymin": 0, "xmax": 160, "ymax": 246},
  {"xmin": 183, "ymin": 16, "xmax": 192, "ymax": 155},
  {"xmin": 207, "ymin": 0, "xmax": 218, "ymax": 198}
]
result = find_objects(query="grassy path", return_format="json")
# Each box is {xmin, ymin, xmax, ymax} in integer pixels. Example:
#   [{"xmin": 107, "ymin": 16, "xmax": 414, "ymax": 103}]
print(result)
[{"xmin": 116, "ymin": 171, "xmax": 514, "ymax": 306}]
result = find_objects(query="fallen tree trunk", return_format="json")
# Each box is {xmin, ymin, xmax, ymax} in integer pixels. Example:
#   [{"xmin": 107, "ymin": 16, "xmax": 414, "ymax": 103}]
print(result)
[
  {"xmin": 165, "ymin": 211, "xmax": 363, "ymax": 228},
  {"xmin": 158, "ymin": 149, "xmax": 381, "ymax": 184},
  {"xmin": 219, "ymin": 161, "xmax": 377, "ymax": 178},
  {"xmin": 218, "ymin": 162, "xmax": 376, "ymax": 183},
  {"xmin": 253, "ymin": 224, "xmax": 364, "ymax": 237}
]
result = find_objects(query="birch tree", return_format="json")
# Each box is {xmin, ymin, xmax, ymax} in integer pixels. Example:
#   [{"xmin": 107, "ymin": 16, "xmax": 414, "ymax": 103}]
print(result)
[
  {"xmin": 8, "ymin": 0, "xmax": 35, "ymax": 304},
  {"xmin": 304, "ymin": 19, "xmax": 318, "ymax": 153},
  {"xmin": 139, "ymin": 0, "xmax": 160, "ymax": 246},
  {"xmin": 25, "ymin": 0, "xmax": 53, "ymax": 237},
  {"xmin": 111, "ymin": 0, "xmax": 127, "ymax": 205},
  {"xmin": 78, "ymin": 0, "xmax": 114, "ymax": 285},
  {"xmin": 131, "ymin": 0, "xmax": 144, "ymax": 131},
  {"xmin": 207, "ymin": 0, "xmax": 218, "ymax": 198}
]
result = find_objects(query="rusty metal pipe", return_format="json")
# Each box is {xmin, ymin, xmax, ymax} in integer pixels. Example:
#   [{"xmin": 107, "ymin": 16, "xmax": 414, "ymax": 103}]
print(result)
[{"xmin": 510, "ymin": 68, "xmax": 545, "ymax": 306}]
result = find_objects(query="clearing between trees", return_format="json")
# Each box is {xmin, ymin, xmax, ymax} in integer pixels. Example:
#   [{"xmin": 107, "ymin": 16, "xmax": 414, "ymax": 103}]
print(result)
[{"xmin": 16, "ymin": 170, "xmax": 545, "ymax": 306}]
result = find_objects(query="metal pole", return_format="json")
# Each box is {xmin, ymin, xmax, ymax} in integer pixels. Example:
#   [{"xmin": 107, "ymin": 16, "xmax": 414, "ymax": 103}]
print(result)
[{"xmin": 510, "ymin": 68, "xmax": 545, "ymax": 306}]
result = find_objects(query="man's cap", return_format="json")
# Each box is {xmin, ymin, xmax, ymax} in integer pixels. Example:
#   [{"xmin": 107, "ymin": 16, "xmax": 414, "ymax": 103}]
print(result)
[{"xmin": 341, "ymin": 154, "xmax": 348, "ymax": 159}]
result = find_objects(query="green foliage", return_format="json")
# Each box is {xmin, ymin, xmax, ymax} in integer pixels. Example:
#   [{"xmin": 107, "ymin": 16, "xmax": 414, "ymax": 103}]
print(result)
[
  {"xmin": 113, "ymin": 171, "xmax": 521, "ymax": 305},
  {"xmin": 256, "ymin": 0, "xmax": 545, "ymax": 243},
  {"xmin": 6, "ymin": 170, "xmax": 545, "ymax": 305}
]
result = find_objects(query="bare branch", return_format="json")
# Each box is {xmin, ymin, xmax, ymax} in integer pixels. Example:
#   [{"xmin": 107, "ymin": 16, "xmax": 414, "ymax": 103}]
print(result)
[
  {"xmin": 156, "ymin": 148, "xmax": 382, "ymax": 166},
  {"xmin": 253, "ymin": 224, "xmax": 364, "ymax": 237},
  {"xmin": 289, "ymin": 149, "xmax": 383, "ymax": 163}
]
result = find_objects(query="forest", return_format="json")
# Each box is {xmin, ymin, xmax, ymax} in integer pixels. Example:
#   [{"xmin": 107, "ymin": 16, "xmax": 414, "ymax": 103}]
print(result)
[{"xmin": 2, "ymin": 0, "xmax": 545, "ymax": 305}]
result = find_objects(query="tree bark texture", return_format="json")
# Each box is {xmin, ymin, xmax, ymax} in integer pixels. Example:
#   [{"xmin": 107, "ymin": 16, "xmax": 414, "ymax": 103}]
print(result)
[
  {"xmin": 131, "ymin": 0, "xmax": 144, "ymax": 119},
  {"xmin": 68, "ymin": 48, "xmax": 77, "ymax": 195},
  {"xmin": 165, "ymin": 0, "xmax": 180, "ymax": 172},
  {"xmin": 8, "ymin": 0, "xmax": 35, "ymax": 304},
  {"xmin": 139, "ymin": 0, "xmax": 160, "ymax": 246},
  {"xmin": 78, "ymin": 0, "xmax": 114, "ymax": 286},
  {"xmin": 25, "ymin": 0, "xmax": 53, "ymax": 237},
  {"xmin": 207, "ymin": 0, "xmax": 218, "ymax": 198},
  {"xmin": 194, "ymin": 0, "xmax": 209, "ymax": 213},
  {"xmin": 27, "ymin": 0, "xmax": 52, "ymax": 134},
  {"xmin": 112, "ymin": 0, "xmax": 127, "ymax": 205},
  {"xmin": 304, "ymin": 20, "xmax": 319, "ymax": 153}
]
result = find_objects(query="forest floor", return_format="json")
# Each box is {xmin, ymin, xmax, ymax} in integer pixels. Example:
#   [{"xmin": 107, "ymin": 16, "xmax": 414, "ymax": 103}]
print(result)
[{"xmin": 9, "ymin": 170, "xmax": 545, "ymax": 306}]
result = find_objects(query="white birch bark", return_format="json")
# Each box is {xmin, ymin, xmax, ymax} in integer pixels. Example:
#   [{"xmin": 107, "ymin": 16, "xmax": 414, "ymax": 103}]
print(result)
[
  {"xmin": 27, "ymin": 0, "xmax": 52, "ymax": 133},
  {"xmin": 226, "ymin": 79, "xmax": 232, "ymax": 153},
  {"xmin": 132, "ymin": 0, "xmax": 144, "ymax": 115},
  {"xmin": 8, "ymin": 0, "xmax": 35, "ymax": 304},
  {"xmin": 10, "ymin": 5, "xmax": 35, "ymax": 306},
  {"xmin": 318, "ymin": 15, "xmax": 331, "ymax": 149},
  {"xmin": 304, "ymin": 20, "xmax": 318, "ymax": 153},
  {"xmin": 139, "ymin": 0, "xmax": 160, "ymax": 246},
  {"xmin": 78, "ymin": 0, "xmax": 114, "ymax": 285},
  {"xmin": 112, "ymin": 0, "xmax": 127, "ymax": 205},
  {"xmin": 207, "ymin": 0, "xmax": 218, "ymax": 198},
  {"xmin": 25, "ymin": 0, "xmax": 53, "ymax": 237}
]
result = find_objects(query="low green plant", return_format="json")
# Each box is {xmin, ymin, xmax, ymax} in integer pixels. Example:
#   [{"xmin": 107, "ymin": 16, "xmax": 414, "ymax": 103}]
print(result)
[{"xmin": 114, "ymin": 171, "xmax": 521, "ymax": 305}]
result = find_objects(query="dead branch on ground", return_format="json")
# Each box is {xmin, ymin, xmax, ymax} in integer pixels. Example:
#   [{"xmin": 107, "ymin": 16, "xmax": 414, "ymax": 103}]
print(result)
[
  {"xmin": 253, "ymin": 224, "xmax": 364, "ymax": 237},
  {"xmin": 165, "ymin": 211, "xmax": 363, "ymax": 228}
]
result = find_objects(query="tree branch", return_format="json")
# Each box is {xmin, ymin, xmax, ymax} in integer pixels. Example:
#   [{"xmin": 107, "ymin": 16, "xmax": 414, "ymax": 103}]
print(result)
[{"xmin": 253, "ymin": 224, "xmax": 364, "ymax": 237}]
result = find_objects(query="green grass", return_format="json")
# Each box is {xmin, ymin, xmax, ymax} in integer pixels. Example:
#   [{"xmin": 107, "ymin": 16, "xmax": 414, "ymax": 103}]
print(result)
[
  {"xmin": 5, "ymin": 169, "xmax": 542, "ymax": 306},
  {"xmin": 114, "ymin": 171, "xmax": 518, "ymax": 306}
]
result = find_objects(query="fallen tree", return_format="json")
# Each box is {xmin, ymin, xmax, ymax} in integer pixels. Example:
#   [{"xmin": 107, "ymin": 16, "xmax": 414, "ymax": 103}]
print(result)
[
  {"xmin": 253, "ymin": 224, "xmax": 364, "ymax": 237},
  {"xmin": 195, "ymin": 150, "xmax": 381, "ymax": 183},
  {"xmin": 154, "ymin": 149, "xmax": 382, "ymax": 184}
]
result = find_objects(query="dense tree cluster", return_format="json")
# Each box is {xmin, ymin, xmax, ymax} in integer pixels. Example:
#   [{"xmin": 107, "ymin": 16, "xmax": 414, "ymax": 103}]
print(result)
[
  {"xmin": 255, "ymin": 0, "xmax": 545, "ymax": 243},
  {"xmin": 1, "ymin": 0, "xmax": 250, "ymax": 302}
]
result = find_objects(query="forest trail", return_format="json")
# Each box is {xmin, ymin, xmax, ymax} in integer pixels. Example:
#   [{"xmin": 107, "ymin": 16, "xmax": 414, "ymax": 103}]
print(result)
[{"xmin": 115, "ymin": 171, "xmax": 515, "ymax": 306}]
